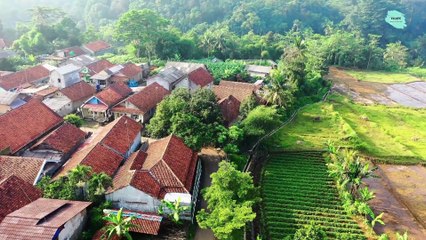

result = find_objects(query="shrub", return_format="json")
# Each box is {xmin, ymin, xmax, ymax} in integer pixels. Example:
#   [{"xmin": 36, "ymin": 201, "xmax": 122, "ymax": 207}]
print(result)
[
  {"xmin": 293, "ymin": 223, "xmax": 327, "ymax": 240},
  {"xmin": 64, "ymin": 114, "xmax": 84, "ymax": 128}
]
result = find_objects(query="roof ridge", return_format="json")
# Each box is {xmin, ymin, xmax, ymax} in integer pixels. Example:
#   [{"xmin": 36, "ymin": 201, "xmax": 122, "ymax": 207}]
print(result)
[{"xmin": 160, "ymin": 159, "xmax": 188, "ymax": 192}]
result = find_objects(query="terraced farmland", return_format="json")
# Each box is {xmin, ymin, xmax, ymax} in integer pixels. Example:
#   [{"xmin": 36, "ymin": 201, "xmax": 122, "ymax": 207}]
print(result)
[{"xmin": 261, "ymin": 151, "xmax": 366, "ymax": 239}]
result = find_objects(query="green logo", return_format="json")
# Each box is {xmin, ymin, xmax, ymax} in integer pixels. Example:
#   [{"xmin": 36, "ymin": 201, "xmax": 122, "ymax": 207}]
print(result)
[{"xmin": 385, "ymin": 10, "xmax": 407, "ymax": 29}]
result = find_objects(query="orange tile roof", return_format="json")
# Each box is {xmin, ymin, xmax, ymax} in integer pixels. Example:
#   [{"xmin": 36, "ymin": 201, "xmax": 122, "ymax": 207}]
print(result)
[
  {"xmin": 120, "ymin": 63, "xmax": 142, "ymax": 78},
  {"xmin": 188, "ymin": 67, "xmax": 214, "ymax": 87},
  {"xmin": 0, "ymin": 198, "xmax": 91, "ymax": 239},
  {"xmin": 0, "ymin": 156, "xmax": 45, "ymax": 185},
  {"xmin": 84, "ymin": 40, "xmax": 111, "ymax": 53},
  {"xmin": 31, "ymin": 123, "xmax": 86, "ymax": 154},
  {"xmin": 112, "ymin": 83, "xmax": 170, "ymax": 115},
  {"xmin": 218, "ymin": 95, "xmax": 241, "ymax": 125},
  {"xmin": 213, "ymin": 83, "xmax": 255, "ymax": 103},
  {"xmin": 35, "ymin": 86, "xmax": 59, "ymax": 98},
  {"xmin": 109, "ymin": 135, "xmax": 198, "ymax": 199},
  {"xmin": 0, "ymin": 175, "xmax": 42, "ymax": 222},
  {"xmin": 86, "ymin": 60, "xmax": 115, "ymax": 76},
  {"xmin": 55, "ymin": 116, "xmax": 142, "ymax": 178},
  {"xmin": 95, "ymin": 83, "xmax": 132, "ymax": 107},
  {"xmin": 60, "ymin": 81, "xmax": 96, "ymax": 102},
  {"xmin": 0, "ymin": 65, "xmax": 50, "ymax": 91},
  {"xmin": 0, "ymin": 100, "xmax": 63, "ymax": 154}
]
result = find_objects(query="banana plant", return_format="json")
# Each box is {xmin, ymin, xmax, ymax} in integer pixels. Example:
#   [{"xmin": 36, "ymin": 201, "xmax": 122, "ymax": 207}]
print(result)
[{"xmin": 158, "ymin": 197, "xmax": 190, "ymax": 224}]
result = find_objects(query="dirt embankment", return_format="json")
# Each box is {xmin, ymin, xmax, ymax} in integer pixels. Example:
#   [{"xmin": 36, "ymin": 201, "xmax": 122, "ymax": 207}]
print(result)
[{"xmin": 365, "ymin": 165, "xmax": 426, "ymax": 240}]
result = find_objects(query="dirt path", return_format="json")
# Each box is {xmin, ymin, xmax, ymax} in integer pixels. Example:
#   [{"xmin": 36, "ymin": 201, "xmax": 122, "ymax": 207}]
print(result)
[
  {"xmin": 365, "ymin": 165, "xmax": 426, "ymax": 239},
  {"xmin": 194, "ymin": 148, "xmax": 223, "ymax": 240}
]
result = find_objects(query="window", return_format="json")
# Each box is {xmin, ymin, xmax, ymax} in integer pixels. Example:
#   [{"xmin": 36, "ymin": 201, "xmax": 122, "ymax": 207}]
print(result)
[{"xmin": 57, "ymin": 78, "xmax": 61, "ymax": 83}]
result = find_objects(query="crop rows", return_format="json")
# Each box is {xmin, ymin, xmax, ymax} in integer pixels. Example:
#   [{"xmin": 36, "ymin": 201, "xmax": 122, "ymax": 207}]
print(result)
[{"xmin": 261, "ymin": 151, "xmax": 366, "ymax": 239}]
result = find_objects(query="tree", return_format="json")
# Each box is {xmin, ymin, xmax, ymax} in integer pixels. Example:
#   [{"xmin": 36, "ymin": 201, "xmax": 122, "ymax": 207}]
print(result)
[
  {"xmin": 262, "ymin": 70, "xmax": 295, "ymax": 108},
  {"xmin": 64, "ymin": 114, "xmax": 84, "ymax": 128},
  {"xmin": 147, "ymin": 88, "xmax": 223, "ymax": 150},
  {"xmin": 87, "ymin": 173, "xmax": 113, "ymax": 203},
  {"xmin": 241, "ymin": 106, "xmax": 281, "ymax": 139},
  {"xmin": 29, "ymin": 6, "xmax": 65, "ymax": 26},
  {"xmin": 197, "ymin": 161, "xmax": 258, "ymax": 240},
  {"xmin": 384, "ymin": 41, "xmax": 409, "ymax": 70},
  {"xmin": 158, "ymin": 198, "xmax": 189, "ymax": 224},
  {"xmin": 239, "ymin": 95, "xmax": 259, "ymax": 119},
  {"xmin": 102, "ymin": 208, "xmax": 135, "ymax": 240},
  {"xmin": 293, "ymin": 223, "xmax": 327, "ymax": 240},
  {"xmin": 115, "ymin": 9, "xmax": 169, "ymax": 60}
]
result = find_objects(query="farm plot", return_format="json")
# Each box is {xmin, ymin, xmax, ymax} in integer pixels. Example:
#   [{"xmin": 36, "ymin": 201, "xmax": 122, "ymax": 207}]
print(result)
[{"xmin": 261, "ymin": 151, "xmax": 365, "ymax": 239}]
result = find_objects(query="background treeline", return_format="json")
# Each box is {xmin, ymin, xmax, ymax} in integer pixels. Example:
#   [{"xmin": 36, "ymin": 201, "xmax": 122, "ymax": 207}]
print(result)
[{"xmin": 1, "ymin": 0, "xmax": 426, "ymax": 71}]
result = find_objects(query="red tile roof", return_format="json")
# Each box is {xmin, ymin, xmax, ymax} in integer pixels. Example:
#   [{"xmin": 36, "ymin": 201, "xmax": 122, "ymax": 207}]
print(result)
[
  {"xmin": 109, "ymin": 135, "xmax": 198, "ymax": 199},
  {"xmin": 35, "ymin": 86, "xmax": 59, "ymax": 98},
  {"xmin": 120, "ymin": 63, "xmax": 142, "ymax": 78},
  {"xmin": 95, "ymin": 83, "xmax": 132, "ymax": 107},
  {"xmin": 55, "ymin": 116, "xmax": 141, "ymax": 178},
  {"xmin": 0, "ymin": 175, "xmax": 42, "ymax": 222},
  {"xmin": 213, "ymin": 82, "xmax": 255, "ymax": 103},
  {"xmin": 0, "ymin": 156, "xmax": 45, "ymax": 185},
  {"xmin": 218, "ymin": 95, "xmax": 241, "ymax": 125},
  {"xmin": 0, "ymin": 198, "xmax": 91, "ymax": 239},
  {"xmin": 84, "ymin": 40, "xmax": 111, "ymax": 53},
  {"xmin": 0, "ymin": 100, "xmax": 63, "ymax": 154},
  {"xmin": 59, "ymin": 46, "xmax": 86, "ymax": 58},
  {"xmin": 0, "ymin": 65, "xmax": 50, "ymax": 91},
  {"xmin": 60, "ymin": 81, "xmax": 96, "ymax": 102},
  {"xmin": 112, "ymin": 83, "xmax": 170, "ymax": 115},
  {"xmin": 30, "ymin": 123, "xmax": 86, "ymax": 154},
  {"xmin": 188, "ymin": 67, "xmax": 214, "ymax": 87},
  {"xmin": 86, "ymin": 60, "xmax": 115, "ymax": 76}
]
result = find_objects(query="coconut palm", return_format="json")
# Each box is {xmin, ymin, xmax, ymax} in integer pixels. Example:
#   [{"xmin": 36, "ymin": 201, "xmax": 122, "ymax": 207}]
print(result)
[
  {"xmin": 87, "ymin": 173, "xmax": 112, "ymax": 202},
  {"xmin": 262, "ymin": 70, "xmax": 295, "ymax": 108},
  {"xmin": 102, "ymin": 208, "xmax": 135, "ymax": 240}
]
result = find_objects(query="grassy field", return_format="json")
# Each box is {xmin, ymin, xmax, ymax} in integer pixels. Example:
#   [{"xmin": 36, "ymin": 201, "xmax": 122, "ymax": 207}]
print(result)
[
  {"xmin": 345, "ymin": 69, "xmax": 421, "ymax": 83},
  {"xmin": 266, "ymin": 94, "xmax": 426, "ymax": 164},
  {"xmin": 261, "ymin": 152, "xmax": 365, "ymax": 239}
]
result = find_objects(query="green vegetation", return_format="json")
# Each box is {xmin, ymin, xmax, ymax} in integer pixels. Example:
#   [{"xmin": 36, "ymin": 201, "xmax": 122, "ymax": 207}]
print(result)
[
  {"xmin": 102, "ymin": 208, "xmax": 135, "ymax": 240},
  {"xmin": 345, "ymin": 70, "xmax": 420, "ymax": 83},
  {"xmin": 197, "ymin": 161, "xmax": 258, "ymax": 240},
  {"xmin": 261, "ymin": 152, "xmax": 365, "ymax": 239},
  {"xmin": 158, "ymin": 198, "xmax": 189, "ymax": 224},
  {"xmin": 266, "ymin": 94, "xmax": 426, "ymax": 164},
  {"xmin": 64, "ymin": 114, "xmax": 84, "ymax": 128}
]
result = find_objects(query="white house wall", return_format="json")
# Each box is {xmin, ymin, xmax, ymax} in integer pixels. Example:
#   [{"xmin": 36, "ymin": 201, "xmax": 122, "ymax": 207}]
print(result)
[
  {"xmin": 106, "ymin": 186, "xmax": 161, "ymax": 213},
  {"xmin": 147, "ymin": 79, "xmax": 170, "ymax": 91},
  {"xmin": 58, "ymin": 210, "xmax": 88, "ymax": 240}
]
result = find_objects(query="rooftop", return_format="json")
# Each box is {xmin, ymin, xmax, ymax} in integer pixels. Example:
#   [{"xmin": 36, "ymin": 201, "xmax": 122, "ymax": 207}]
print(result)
[
  {"xmin": 213, "ymin": 81, "xmax": 256, "ymax": 103},
  {"xmin": 60, "ymin": 81, "xmax": 96, "ymax": 102},
  {"xmin": 0, "ymin": 156, "xmax": 45, "ymax": 185},
  {"xmin": 0, "ymin": 65, "xmax": 53, "ymax": 91},
  {"xmin": 0, "ymin": 198, "xmax": 91, "ymax": 239},
  {"xmin": 148, "ymin": 67, "xmax": 186, "ymax": 85},
  {"xmin": 0, "ymin": 175, "xmax": 42, "ymax": 222},
  {"xmin": 0, "ymin": 100, "xmax": 63, "ymax": 154},
  {"xmin": 188, "ymin": 67, "xmax": 214, "ymax": 87},
  {"xmin": 54, "ymin": 64, "xmax": 81, "ymax": 75},
  {"xmin": 83, "ymin": 40, "xmax": 111, "ymax": 53},
  {"xmin": 165, "ymin": 61, "xmax": 206, "ymax": 74}
]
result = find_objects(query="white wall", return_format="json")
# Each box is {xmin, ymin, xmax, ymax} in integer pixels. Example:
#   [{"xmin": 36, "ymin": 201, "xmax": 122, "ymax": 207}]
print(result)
[
  {"xmin": 106, "ymin": 186, "xmax": 161, "ymax": 213},
  {"xmin": 175, "ymin": 78, "xmax": 190, "ymax": 90},
  {"xmin": 58, "ymin": 210, "xmax": 87, "ymax": 240},
  {"xmin": 50, "ymin": 71, "xmax": 65, "ymax": 89},
  {"xmin": 147, "ymin": 79, "xmax": 171, "ymax": 91}
]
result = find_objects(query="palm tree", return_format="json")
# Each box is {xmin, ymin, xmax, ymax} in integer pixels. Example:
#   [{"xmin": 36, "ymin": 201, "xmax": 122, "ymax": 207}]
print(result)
[
  {"xmin": 158, "ymin": 198, "xmax": 189, "ymax": 224},
  {"xmin": 87, "ymin": 173, "xmax": 113, "ymax": 202},
  {"xmin": 102, "ymin": 208, "xmax": 135, "ymax": 240},
  {"xmin": 68, "ymin": 165, "xmax": 92, "ymax": 200},
  {"xmin": 262, "ymin": 70, "xmax": 295, "ymax": 108}
]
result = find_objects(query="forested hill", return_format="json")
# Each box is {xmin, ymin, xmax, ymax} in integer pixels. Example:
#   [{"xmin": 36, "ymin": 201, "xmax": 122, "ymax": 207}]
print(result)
[{"xmin": 1, "ymin": 0, "xmax": 426, "ymax": 43}]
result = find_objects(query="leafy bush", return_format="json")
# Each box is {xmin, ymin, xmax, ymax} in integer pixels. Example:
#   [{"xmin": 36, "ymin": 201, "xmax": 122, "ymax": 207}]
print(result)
[
  {"xmin": 64, "ymin": 114, "xmax": 84, "ymax": 128},
  {"xmin": 293, "ymin": 223, "xmax": 327, "ymax": 240}
]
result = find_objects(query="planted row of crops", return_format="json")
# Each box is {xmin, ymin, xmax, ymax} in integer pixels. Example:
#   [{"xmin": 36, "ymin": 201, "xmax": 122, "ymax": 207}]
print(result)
[{"xmin": 261, "ymin": 151, "xmax": 366, "ymax": 239}]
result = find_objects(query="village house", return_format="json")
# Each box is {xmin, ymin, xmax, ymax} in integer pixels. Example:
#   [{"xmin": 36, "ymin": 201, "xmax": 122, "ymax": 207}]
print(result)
[
  {"xmin": 0, "ymin": 90, "xmax": 26, "ymax": 114},
  {"xmin": 0, "ymin": 198, "xmax": 91, "ymax": 240},
  {"xmin": 0, "ymin": 156, "xmax": 46, "ymax": 185},
  {"xmin": 146, "ymin": 67, "xmax": 186, "ymax": 91},
  {"xmin": 213, "ymin": 80, "xmax": 260, "ymax": 125},
  {"xmin": 50, "ymin": 64, "xmax": 81, "ymax": 89},
  {"xmin": 111, "ymin": 83, "xmax": 170, "ymax": 123},
  {"xmin": 165, "ymin": 61, "xmax": 206, "ymax": 73},
  {"xmin": 55, "ymin": 46, "xmax": 86, "ymax": 59},
  {"xmin": 81, "ymin": 83, "xmax": 132, "ymax": 122},
  {"xmin": 55, "ymin": 116, "xmax": 142, "ymax": 179},
  {"xmin": 106, "ymin": 135, "xmax": 202, "ymax": 221},
  {"xmin": 23, "ymin": 123, "xmax": 87, "ymax": 174},
  {"xmin": 63, "ymin": 54, "xmax": 97, "ymax": 68},
  {"xmin": 82, "ymin": 40, "xmax": 112, "ymax": 56},
  {"xmin": 0, "ymin": 64, "xmax": 56, "ymax": 92},
  {"xmin": 84, "ymin": 59, "xmax": 115, "ymax": 78},
  {"xmin": 246, "ymin": 64, "xmax": 273, "ymax": 78},
  {"xmin": 91, "ymin": 63, "xmax": 143, "ymax": 89},
  {"xmin": 0, "ymin": 100, "xmax": 63, "ymax": 155},
  {"xmin": 0, "ymin": 175, "xmax": 42, "ymax": 223},
  {"xmin": 43, "ymin": 81, "xmax": 96, "ymax": 116}
]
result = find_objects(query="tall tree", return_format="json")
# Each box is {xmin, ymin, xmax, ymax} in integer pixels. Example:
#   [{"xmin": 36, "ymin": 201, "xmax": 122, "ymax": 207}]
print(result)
[
  {"xmin": 384, "ymin": 41, "xmax": 409, "ymax": 70},
  {"xmin": 115, "ymin": 9, "xmax": 169, "ymax": 60},
  {"xmin": 197, "ymin": 161, "xmax": 258, "ymax": 240}
]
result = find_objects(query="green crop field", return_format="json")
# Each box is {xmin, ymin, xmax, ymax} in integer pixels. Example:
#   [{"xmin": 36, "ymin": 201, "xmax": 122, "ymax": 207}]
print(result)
[
  {"xmin": 261, "ymin": 151, "xmax": 366, "ymax": 239},
  {"xmin": 345, "ymin": 69, "xmax": 421, "ymax": 83},
  {"xmin": 266, "ymin": 94, "xmax": 426, "ymax": 164}
]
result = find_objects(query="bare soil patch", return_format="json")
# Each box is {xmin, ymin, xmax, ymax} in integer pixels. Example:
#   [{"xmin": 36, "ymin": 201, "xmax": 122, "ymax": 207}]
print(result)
[{"xmin": 365, "ymin": 165, "xmax": 426, "ymax": 239}]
